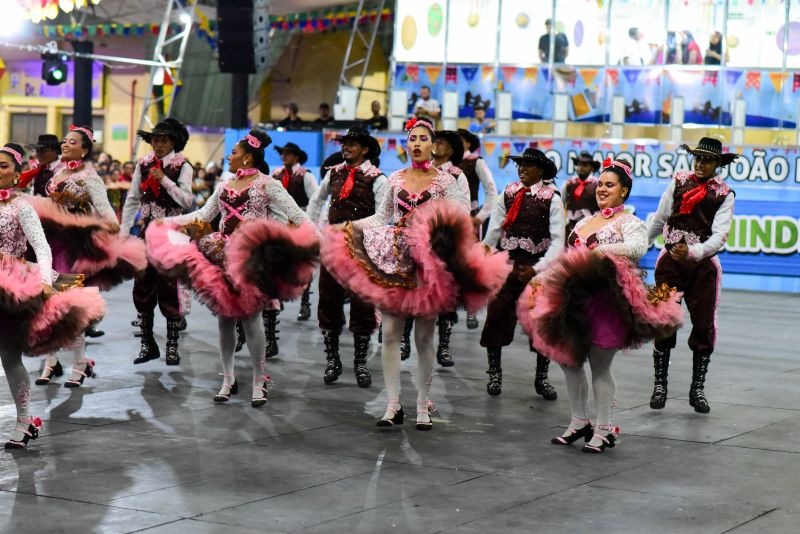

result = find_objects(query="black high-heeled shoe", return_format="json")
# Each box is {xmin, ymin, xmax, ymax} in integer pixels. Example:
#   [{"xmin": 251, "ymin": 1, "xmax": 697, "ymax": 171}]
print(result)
[
  {"xmin": 213, "ymin": 378, "xmax": 239, "ymax": 402},
  {"xmin": 64, "ymin": 360, "xmax": 95, "ymax": 388},
  {"xmin": 35, "ymin": 360, "xmax": 63, "ymax": 385},
  {"xmin": 551, "ymin": 423, "xmax": 593, "ymax": 445},
  {"xmin": 415, "ymin": 405, "xmax": 433, "ymax": 431},
  {"xmin": 581, "ymin": 431, "xmax": 618, "ymax": 453},
  {"xmin": 376, "ymin": 404, "xmax": 404, "ymax": 427},
  {"xmin": 4, "ymin": 416, "xmax": 43, "ymax": 449}
]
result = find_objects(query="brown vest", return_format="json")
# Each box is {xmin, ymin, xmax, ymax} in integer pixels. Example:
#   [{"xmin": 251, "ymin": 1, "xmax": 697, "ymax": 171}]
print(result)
[
  {"xmin": 139, "ymin": 158, "xmax": 187, "ymax": 221},
  {"xmin": 665, "ymin": 173, "xmax": 732, "ymax": 245},
  {"xmin": 33, "ymin": 166, "xmax": 55, "ymax": 197},
  {"xmin": 501, "ymin": 183, "xmax": 558, "ymax": 263},
  {"xmin": 457, "ymin": 158, "xmax": 480, "ymax": 203},
  {"xmin": 273, "ymin": 167, "xmax": 310, "ymax": 208},
  {"xmin": 564, "ymin": 177, "xmax": 599, "ymax": 214},
  {"xmin": 327, "ymin": 164, "xmax": 382, "ymax": 224}
]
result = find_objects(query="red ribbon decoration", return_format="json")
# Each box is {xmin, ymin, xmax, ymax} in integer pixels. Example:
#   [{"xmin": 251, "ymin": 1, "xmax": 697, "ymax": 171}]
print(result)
[
  {"xmin": 502, "ymin": 186, "xmax": 527, "ymax": 229},
  {"xmin": 679, "ymin": 175, "xmax": 710, "ymax": 215},
  {"xmin": 282, "ymin": 168, "xmax": 291, "ymax": 189},
  {"xmin": 338, "ymin": 166, "xmax": 358, "ymax": 200},
  {"xmin": 140, "ymin": 158, "xmax": 162, "ymax": 196},
  {"xmin": 573, "ymin": 178, "xmax": 587, "ymax": 200},
  {"xmin": 17, "ymin": 165, "xmax": 43, "ymax": 190}
]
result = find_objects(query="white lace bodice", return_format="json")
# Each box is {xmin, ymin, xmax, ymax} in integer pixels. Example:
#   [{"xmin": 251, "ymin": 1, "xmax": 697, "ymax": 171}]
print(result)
[
  {"xmin": 47, "ymin": 164, "xmax": 117, "ymax": 222},
  {"xmin": 0, "ymin": 195, "xmax": 54, "ymax": 284},
  {"xmin": 167, "ymin": 173, "xmax": 308, "ymax": 230},
  {"xmin": 354, "ymin": 167, "xmax": 469, "ymax": 229},
  {"xmin": 570, "ymin": 212, "xmax": 648, "ymax": 261}
]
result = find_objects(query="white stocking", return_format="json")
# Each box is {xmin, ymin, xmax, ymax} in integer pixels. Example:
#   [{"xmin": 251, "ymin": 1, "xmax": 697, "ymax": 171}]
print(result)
[
  {"xmin": 559, "ymin": 363, "xmax": 590, "ymax": 436},
  {"xmin": 1, "ymin": 338, "xmax": 31, "ymax": 442},
  {"xmin": 217, "ymin": 316, "xmax": 237, "ymax": 387},
  {"xmin": 587, "ymin": 345, "xmax": 618, "ymax": 446},
  {"xmin": 413, "ymin": 317, "xmax": 436, "ymax": 413},
  {"xmin": 242, "ymin": 313, "xmax": 267, "ymax": 394},
  {"xmin": 380, "ymin": 312, "xmax": 403, "ymax": 410}
]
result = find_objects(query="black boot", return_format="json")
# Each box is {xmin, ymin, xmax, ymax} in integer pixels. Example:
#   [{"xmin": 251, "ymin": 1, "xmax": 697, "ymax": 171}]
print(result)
[
  {"xmin": 534, "ymin": 353, "xmax": 557, "ymax": 400},
  {"xmin": 235, "ymin": 320, "xmax": 245, "ymax": 353},
  {"xmin": 263, "ymin": 310, "xmax": 279, "ymax": 358},
  {"xmin": 165, "ymin": 317, "xmax": 182, "ymax": 366},
  {"xmin": 689, "ymin": 353, "xmax": 711, "ymax": 414},
  {"xmin": 378, "ymin": 323, "xmax": 382, "ymax": 343},
  {"xmin": 486, "ymin": 347, "xmax": 502, "ymax": 396},
  {"xmin": 400, "ymin": 317, "xmax": 413, "ymax": 361},
  {"xmin": 133, "ymin": 313, "xmax": 143, "ymax": 337},
  {"xmin": 86, "ymin": 325, "xmax": 105, "ymax": 338},
  {"xmin": 323, "ymin": 330, "xmax": 342, "ymax": 384},
  {"xmin": 436, "ymin": 316, "xmax": 454, "ymax": 367},
  {"xmin": 176, "ymin": 316, "xmax": 187, "ymax": 332},
  {"xmin": 133, "ymin": 311, "xmax": 160, "ymax": 364},
  {"xmin": 297, "ymin": 286, "xmax": 312, "ymax": 321},
  {"xmin": 353, "ymin": 334, "xmax": 372, "ymax": 388},
  {"xmin": 466, "ymin": 313, "xmax": 479, "ymax": 330},
  {"xmin": 649, "ymin": 349, "xmax": 670, "ymax": 409}
]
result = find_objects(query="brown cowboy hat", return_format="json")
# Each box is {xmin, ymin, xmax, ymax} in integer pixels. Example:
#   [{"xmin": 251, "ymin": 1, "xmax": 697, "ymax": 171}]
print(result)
[
  {"xmin": 681, "ymin": 137, "xmax": 739, "ymax": 166},
  {"xmin": 434, "ymin": 130, "xmax": 465, "ymax": 165},
  {"xmin": 273, "ymin": 142, "xmax": 308, "ymax": 165},
  {"xmin": 571, "ymin": 151, "xmax": 601, "ymax": 172},
  {"xmin": 334, "ymin": 127, "xmax": 381, "ymax": 161},
  {"xmin": 509, "ymin": 148, "xmax": 558, "ymax": 181}
]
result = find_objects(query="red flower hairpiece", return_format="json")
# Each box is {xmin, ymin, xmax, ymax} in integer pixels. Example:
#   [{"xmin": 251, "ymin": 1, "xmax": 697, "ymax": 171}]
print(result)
[
  {"xmin": 602, "ymin": 158, "xmax": 632, "ymax": 179},
  {"xmin": 404, "ymin": 117, "xmax": 433, "ymax": 133}
]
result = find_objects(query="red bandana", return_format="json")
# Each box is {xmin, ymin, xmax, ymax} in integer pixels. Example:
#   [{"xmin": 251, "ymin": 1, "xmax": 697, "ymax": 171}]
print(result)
[
  {"xmin": 282, "ymin": 168, "xmax": 291, "ymax": 189},
  {"xmin": 573, "ymin": 177, "xmax": 588, "ymax": 200},
  {"xmin": 338, "ymin": 165, "xmax": 358, "ymax": 201},
  {"xmin": 502, "ymin": 186, "xmax": 528, "ymax": 229},
  {"xmin": 140, "ymin": 158, "xmax": 162, "ymax": 196},
  {"xmin": 679, "ymin": 175, "xmax": 711, "ymax": 215}
]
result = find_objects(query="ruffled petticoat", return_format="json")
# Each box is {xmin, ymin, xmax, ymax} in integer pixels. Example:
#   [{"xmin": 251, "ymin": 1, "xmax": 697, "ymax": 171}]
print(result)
[
  {"xmin": 145, "ymin": 219, "xmax": 319, "ymax": 319},
  {"xmin": 321, "ymin": 199, "xmax": 511, "ymax": 317},
  {"xmin": 0, "ymin": 256, "xmax": 105, "ymax": 355},
  {"xmin": 516, "ymin": 246, "xmax": 684, "ymax": 367}
]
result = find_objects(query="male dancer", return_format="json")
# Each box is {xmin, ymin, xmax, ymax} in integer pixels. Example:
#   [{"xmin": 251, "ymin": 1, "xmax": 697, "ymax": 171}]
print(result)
[
  {"xmin": 19, "ymin": 134, "xmax": 62, "ymax": 196},
  {"xmin": 562, "ymin": 150, "xmax": 600, "ymax": 237},
  {"xmin": 457, "ymin": 129, "xmax": 497, "ymax": 329},
  {"xmin": 121, "ymin": 119, "xmax": 194, "ymax": 366},
  {"xmin": 307, "ymin": 127, "xmax": 386, "ymax": 387},
  {"xmin": 272, "ymin": 142, "xmax": 319, "ymax": 320},
  {"xmin": 647, "ymin": 137, "xmax": 736, "ymax": 414},
  {"xmin": 481, "ymin": 148, "xmax": 563, "ymax": 399}
]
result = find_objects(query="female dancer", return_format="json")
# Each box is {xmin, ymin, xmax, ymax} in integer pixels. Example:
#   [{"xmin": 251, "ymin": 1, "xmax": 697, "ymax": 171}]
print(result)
[
  {"xmin": 32, "ymin": 125, "xmax": 145, "ymax": 387},
  {"xmin": 146, "ymin": 129, "xmax": 318, "ymax": 406},
  {"xmin": 321, "ymin": 118, "xmax": 510, "ymax": 430},
  {"xmin": 1, "ymin": 142, "xmax": 105, "ymax": 448},
  {"xmin": 518, "ymin": 159, "xmax": 683, "ymax": 453}
]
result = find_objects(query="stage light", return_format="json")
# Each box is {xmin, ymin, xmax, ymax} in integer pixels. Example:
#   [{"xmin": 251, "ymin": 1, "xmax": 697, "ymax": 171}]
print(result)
[
  {"xmin": 42, "ymin": 52, "xmax": 69, "ymax": 86},
  {"xmin": 180, "ymin": 13, "xmax": 192, "ymax": 25},
  {"xmin": 59, "ymin": 0, "xmax": 75, "ymax": 14}
]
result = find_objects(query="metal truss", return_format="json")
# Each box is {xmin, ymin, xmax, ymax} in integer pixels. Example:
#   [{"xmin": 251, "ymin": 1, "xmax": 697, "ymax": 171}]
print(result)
[{"xmin": 337, "ymin": 0, "xmax": 387, "ymax": 99}]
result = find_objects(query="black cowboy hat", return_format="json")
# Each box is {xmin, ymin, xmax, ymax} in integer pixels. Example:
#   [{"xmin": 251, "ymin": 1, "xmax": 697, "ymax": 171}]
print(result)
[
  {"xmin": 274, "ymin": 142, "xmax": 308, "ymax": 165},
  {"xmin": 457, "ymin": 128, "xmax": 481, "ymax": 153},
  {"xmin": 28, "ymin": 134, "xmax": 60, "ymax": 151},
  {"xmin": 571, "ymin": 150, "xmax": 601, "ymax": 172},
  {"xmin": 434, "ymin": 130, "xmax": 465, "ymax": 166},
  {"xmin": 681, "ymin": 137, "xmax": 738, "ymax": 166},
  {"xmin": 509, "ymin": 148, "xmax": 558, "ymax": 181},
  {"xmin": 334, "ymin": 127, "xmax": 381, "ymax": 160},
  {"xmin": 137, "ymin": 118, "xmax": 189, "ymax": 152}
]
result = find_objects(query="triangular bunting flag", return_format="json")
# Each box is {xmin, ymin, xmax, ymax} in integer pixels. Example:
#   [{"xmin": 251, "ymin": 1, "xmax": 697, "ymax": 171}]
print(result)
[
  {"xmin": 541, "ymin": 67, "xmax": 550, "ymax": 83},
  {"xmin": 501, "ymin": 66, "xmax": 518, "ymax": 82},
  {"xmin": 482, "ymin": 66, "xmax": 495, "ymax": 82},
  {"xmin": 483, "ymin": 141, "xmax": 497, "ymax": 156},
  {"xmin": 461, "ymin": 66, "xmax": 478, "ymax": 81},
  {"xmin": 425, "ymin": 66, "xmax": 442, "ymax": 84},
  {"xmin": 606, "ymin": 69, "xmax": 619, "ymax": 86},
  {"xmin": 513, "ymin": 142, "xmax": 527, "ymax": 154},
  {"xmin": 725, "ymin": 70, "xmax": 743, "ymax": 87},
  {"xmin": 579, "ymin": 68, "xmax": 599, "ymax": 87},
  {"xmin": 524, "ymin": 67, "xmax": 538, "ymax": 83},
  {"xmin": 528, "ymin": 141, "xmax": 539, "ymax": 149},
  {"xmin": 744, "ymin": 71, "xmax": 761, "ymax": 90},
  {"xmin": 446, "ymin": 66, "xmax": 458, "ymax": 84},
  {"xmin": 406, "ymin": 64, "xmax": 419, "ymax": 82},
  {"xmin": 501, "ymin": 142, "xmax": 512, "ymax": 152},
  {"xmin": 768, "ymin": 72, "xmax": 787, "ymax": 93},
  {"xmin": 622, "ymin": 69, "xmax": 640, "ymax": 85}
]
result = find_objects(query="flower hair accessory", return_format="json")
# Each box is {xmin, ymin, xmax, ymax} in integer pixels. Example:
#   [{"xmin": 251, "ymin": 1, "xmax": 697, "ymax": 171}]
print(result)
[
  {"xmin": 601, "ymin": 158, "xmax": 632, "ymax": 179},
  {"xmin": 0, "ymin": 189, "xmax": 12, "ymax": 201},
  {"xmin": 404, "ymin": 117, "xmax": 434, "ymax": 134},
  {"xmin": 0, "ymin": 146, "xmax": 23, "ymax": 165},
  {"xmin": 69, "ymin": 125, "xmax": 96, "ymax": 142},
  {"xmin": 245, "ymin": 134, "xmax": 262, "ymax": 149}
]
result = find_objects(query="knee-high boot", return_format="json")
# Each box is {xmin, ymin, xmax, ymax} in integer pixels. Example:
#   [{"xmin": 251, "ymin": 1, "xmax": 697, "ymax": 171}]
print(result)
[
  {"xmin": 649, "ymin": 349, "xmax": 670, "ymax": 409},
  {"xmin": 486, "ymin": 347, "xmax": 502, "ymax": 396},
  {"xmin": 297, "ymin": 285, "xmax": 312, "ymax": 321},
  {"xmin": 353, "ymin": 334, "xmax": 372, "ymax": 388},
  {"xmin": 534, "ymin": 352, "xmax": 557, "ymax": 400},
  {"xmin": 165, "ymin": 317, "xmax": 182, "ymax": 366},
  {"xmin": 689, "ymin": 353, "xmax": 711, "ymax": 414},
  {"xmin": 436, "ymin": 316, "xmax": 454, "ymax": 367},
  {"xmin": 322, "ymin": 330, "xmax": 342, "ymax": 384},
  {"xmin": 263, "ymin": 310, "xmax": 279, "ymax": 358},
  {"xmin": 133, "ymin": 311, "xmax": 160, "ymax": 364}
]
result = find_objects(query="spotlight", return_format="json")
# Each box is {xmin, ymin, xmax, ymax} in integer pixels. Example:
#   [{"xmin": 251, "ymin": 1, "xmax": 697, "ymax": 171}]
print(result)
[
  {"xmin": 179, "ymin": 13, "xmax": 192, "ymax": 25},
  {"xmin": 41, "ymin": 52, "xmax": 69, "ymax": 86}
]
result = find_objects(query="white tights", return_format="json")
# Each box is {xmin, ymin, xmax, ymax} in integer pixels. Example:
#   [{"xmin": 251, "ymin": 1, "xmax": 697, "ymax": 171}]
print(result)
[
  {"xmin": 560, "ymin": 345, "xmax": 617, "ymax": 440},
  {"xmin": 43, "ymin": 333, "xmax": 88, "ymax": 381},
  {"xmin": 1, "ymin": 337, "xmax": 31, "ymax": 441},
  {"xmin": 381, "ymin": 313, "xmax": 436, "ymax": 413},
  {"xmin": 218, "ymin": 313, "xmax": 267, "ymax": 393}
]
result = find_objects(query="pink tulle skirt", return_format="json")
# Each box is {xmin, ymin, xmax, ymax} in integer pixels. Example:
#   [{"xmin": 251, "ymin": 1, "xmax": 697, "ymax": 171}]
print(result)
[
  {"xmin": 145, "ymin": 219, "xmax": 319, "ymax": 319},
  {"xmin": 24, "ymin": 195, "xmax": 146, "ymax": 290},
  {"xmin": 0, "ymin": 257, "xmax": 106, "ymax": 355},
  {"xmin": 320, "ymin": 199, "xmax": 511, "ymax": 317},
  {"xmin": 517, "ymin": 246, "xmax": 683, "ymax": 367}
]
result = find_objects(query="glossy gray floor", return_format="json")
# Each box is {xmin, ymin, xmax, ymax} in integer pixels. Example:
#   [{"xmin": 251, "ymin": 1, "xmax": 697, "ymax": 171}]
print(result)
[{"xmin": 1, "ymin": 283, "xmax": 798, "ymax": 533}]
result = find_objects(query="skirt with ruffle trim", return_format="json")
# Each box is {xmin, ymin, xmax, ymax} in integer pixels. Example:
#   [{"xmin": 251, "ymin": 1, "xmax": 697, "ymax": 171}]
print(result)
[
  {"xmin": 320, "ymin": 199, "xmax": 511, "ymax": 317},
  {"xmin": 516, "ymin": 246, "xmax": 683, "ymax": 368},
  {"xmin": 145, "ymin": 219, "xmax": 319, "ymax": 319},
  {"xmin": 0, "ymin": 257, "xmax": 106, "ymax": 355},
  {"xmin": 24, "ymin": 195, "xmax": 147, "ymax": 290}
]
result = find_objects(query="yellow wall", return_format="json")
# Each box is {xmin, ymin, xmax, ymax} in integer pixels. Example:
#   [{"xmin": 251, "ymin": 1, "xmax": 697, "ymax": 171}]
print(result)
[{"xmin": 263, "ymin": 32, "xmax": 389, "ymax": 121}]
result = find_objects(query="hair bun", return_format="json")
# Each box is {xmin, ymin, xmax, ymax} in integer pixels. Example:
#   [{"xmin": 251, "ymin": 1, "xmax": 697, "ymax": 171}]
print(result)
[{"xmin": 248, "ymin": 129, "xmax": 272, "ymax": 149}]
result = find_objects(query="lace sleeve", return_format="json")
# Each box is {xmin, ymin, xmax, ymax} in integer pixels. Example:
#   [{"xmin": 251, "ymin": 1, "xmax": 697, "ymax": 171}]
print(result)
[
  {"xmin": 474, "ymin": 158, "xmax": 497, "ymax": 222},
  {"xmin": 19, "ymin": 202, "xmax": 54, "ymax": 284},
  {"xmin": 443, "ymin": 175, "xmax": 470, "ymax": 212},
  {"xmin": 120, "ymin": 163, "xmax": 143, "ymax": 235},
  {"xmin": 354, "ymin": 181, "xmax": 394, "ymax": 230},
  {"xmin": 166, "ymin": 182, "xmax": 221, "ymax": 225},
  {"xmin": 307, "ymin": 171, "xmax": 331, "ymax": 224},
  {"xmin": 596, "ymin": 217, "xmax": 648, "ymax": 261},
  {"xmin": 159, "ymin": 162, "xmax": 194, "ymax": 209},
  {"xmin": 85, "ymin": 175, "xmax": 118, "ymax": 222},
  {"xmin": 264, "ymin": 180, "xmax": 309, "ymax": 225}
]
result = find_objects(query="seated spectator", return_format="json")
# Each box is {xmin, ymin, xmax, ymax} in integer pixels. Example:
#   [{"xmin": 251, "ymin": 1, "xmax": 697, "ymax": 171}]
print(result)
[
  {"xmin": 413, "ymin": 85, "xmax": 441, "ymax": 121},
  {"xmin": 704, "ymin": 31, "xmax": 729, "ymax": 65},
  {"xmin": 277, "ymin": 102, "xmax": 305, "ymax": 129},
  {"xmin": 313, "ymin": 103, "xmax": 335, "ymax": 127},
  {"xmin": 364, "ymin": 100, "xmax": 388, "ymax": 131},
  {"xmin": 468, "ymin": 105, "xmax": 494, "ymax": 134}
]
